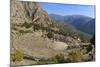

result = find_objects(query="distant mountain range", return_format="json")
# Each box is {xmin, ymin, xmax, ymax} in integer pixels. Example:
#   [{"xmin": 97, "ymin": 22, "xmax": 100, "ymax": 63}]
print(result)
[{"xmin": 49, "ymin": 14, "xmax": 95, "ymax": 35}]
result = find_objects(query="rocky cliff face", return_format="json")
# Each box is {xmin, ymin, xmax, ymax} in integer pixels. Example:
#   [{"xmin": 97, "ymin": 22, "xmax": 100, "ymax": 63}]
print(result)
[
  {"xmin": 11, "ymin": 0, "xmax": 52, "ymax": 26},
  {"xmin": 11, "ymin": 0, "xmax": 62, "ymax": 65}
]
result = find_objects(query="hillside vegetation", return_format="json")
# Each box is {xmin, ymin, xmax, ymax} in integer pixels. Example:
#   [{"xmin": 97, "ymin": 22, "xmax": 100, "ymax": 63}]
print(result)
[{"xmin": 11, "ymin": 0, "xmax": 95, "ymax": 66}]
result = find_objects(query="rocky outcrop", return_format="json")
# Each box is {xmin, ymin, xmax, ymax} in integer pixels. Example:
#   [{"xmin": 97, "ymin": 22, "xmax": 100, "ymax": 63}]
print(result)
[{"xmin": 11, "ymin": 0, "xmax": 52, "ymax": 27}]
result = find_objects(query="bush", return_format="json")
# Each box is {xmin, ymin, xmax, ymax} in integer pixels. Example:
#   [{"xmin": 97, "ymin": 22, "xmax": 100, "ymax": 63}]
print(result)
[
  {"xmin": 90, "ymin": 35, "xmax": 95, "ymax": 45},
  {"xmin": 25, "ymin": 23, "xmax": 33, "ymax": 28},
  {"xmin": 68, "ymin": 50, "xmax": 84, "ymax": 62},
  {"xmin": 11, "ymin": 50, "xmax": 24, "ymax": 62},
  {"xmin": 19, "ymin": 30, "xmax": 32, "ymax": 33},
  {"xmin": 12, "ymin": 27, "xmax": 18, "ymax": 31},
  {"xmin": 47, "ymin": 32, "xmax": 54, "ymax": 39},
  {"xmin": 52, "ymin": 54, "xmax": 65, "ymax": 63},
  {"xmin": 33, "ymin": 24, "xmax": 40, "ymax": 31}
]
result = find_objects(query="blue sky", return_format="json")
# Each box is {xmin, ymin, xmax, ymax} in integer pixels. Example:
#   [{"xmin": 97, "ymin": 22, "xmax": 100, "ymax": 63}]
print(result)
[{"xmin": 40, "ymin": 2, "xmax": 95, "ymax": 18}]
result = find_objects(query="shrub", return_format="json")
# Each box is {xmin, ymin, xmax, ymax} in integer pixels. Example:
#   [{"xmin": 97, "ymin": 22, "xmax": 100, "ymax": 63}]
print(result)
[
  {"xmin": 21, "ymin": 22, "xmax": 33, "ymax": 28},
  {"xmin": 21, "ymin": 22, "xmax": 28, "ymax": 27},
  {"xmin": 11, "ymin": 50, "xmax": 24, "ymax": 62},
  {"xmin": 90, "ymin": 35, "xmax": 95, "ymax": 45},
  {"xmin": 68, "ymin": 50, "xmax": 84, "ymax": 62},
  {"xmin": 47, "ymin": 32, "xmax": 54, "ymax": 39},
  {"xmin": 19, "ymin": 30, "xmax": 32, "ymax": 33},
  {"xmin": 33, "ymin": 24, "xmax": 40, "ymax": 31},
  {"xmin": 25, "ymin": 23, "xmax": 32, "ymax": 28},
  {"xmin": 52, "ymin": 54, "xmax": 65, "ymax": 63},
  {"xmin": 19, "ymin": 30, "xmax": 25, "ymax": 33},
  {"xmin": 12, "ymin": 27, "xmax": 18, "ymax": 31},
  {"xmin": 86, "ymin": 45, "xmax": 93, "ymax": 53}
]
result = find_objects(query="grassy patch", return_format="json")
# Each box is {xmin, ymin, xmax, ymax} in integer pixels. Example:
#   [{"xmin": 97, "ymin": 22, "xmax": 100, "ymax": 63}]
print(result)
[
  {"xmin": 31, "ymin": 59, "xmax": 57, "ymax": 65},
  {"xmin": 11, "ymin": 50, "xmax": 24, "ymax": 62},
  {"xmin": 68, "ymin": 50, "xmax": 84, "ymax": 62}
]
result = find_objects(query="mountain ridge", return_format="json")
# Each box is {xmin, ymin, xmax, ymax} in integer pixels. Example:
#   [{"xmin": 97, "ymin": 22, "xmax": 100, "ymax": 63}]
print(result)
[{"xmin": 49, "ymin": 14, "xmax": 95, "ymax": 35}]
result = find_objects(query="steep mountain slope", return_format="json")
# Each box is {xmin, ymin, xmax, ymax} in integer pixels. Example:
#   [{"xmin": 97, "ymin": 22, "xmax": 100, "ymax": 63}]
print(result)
[
  {"xmin": 82, "ymin": 19, "xmax": 95, "ymax": 35},
  {"xmin": 49, "ymin": 14, "xmax": 95, "ymax": 35},
  {"xmin": 11, "ymin": 0, "xmax": 53, "ymax": 26}
]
